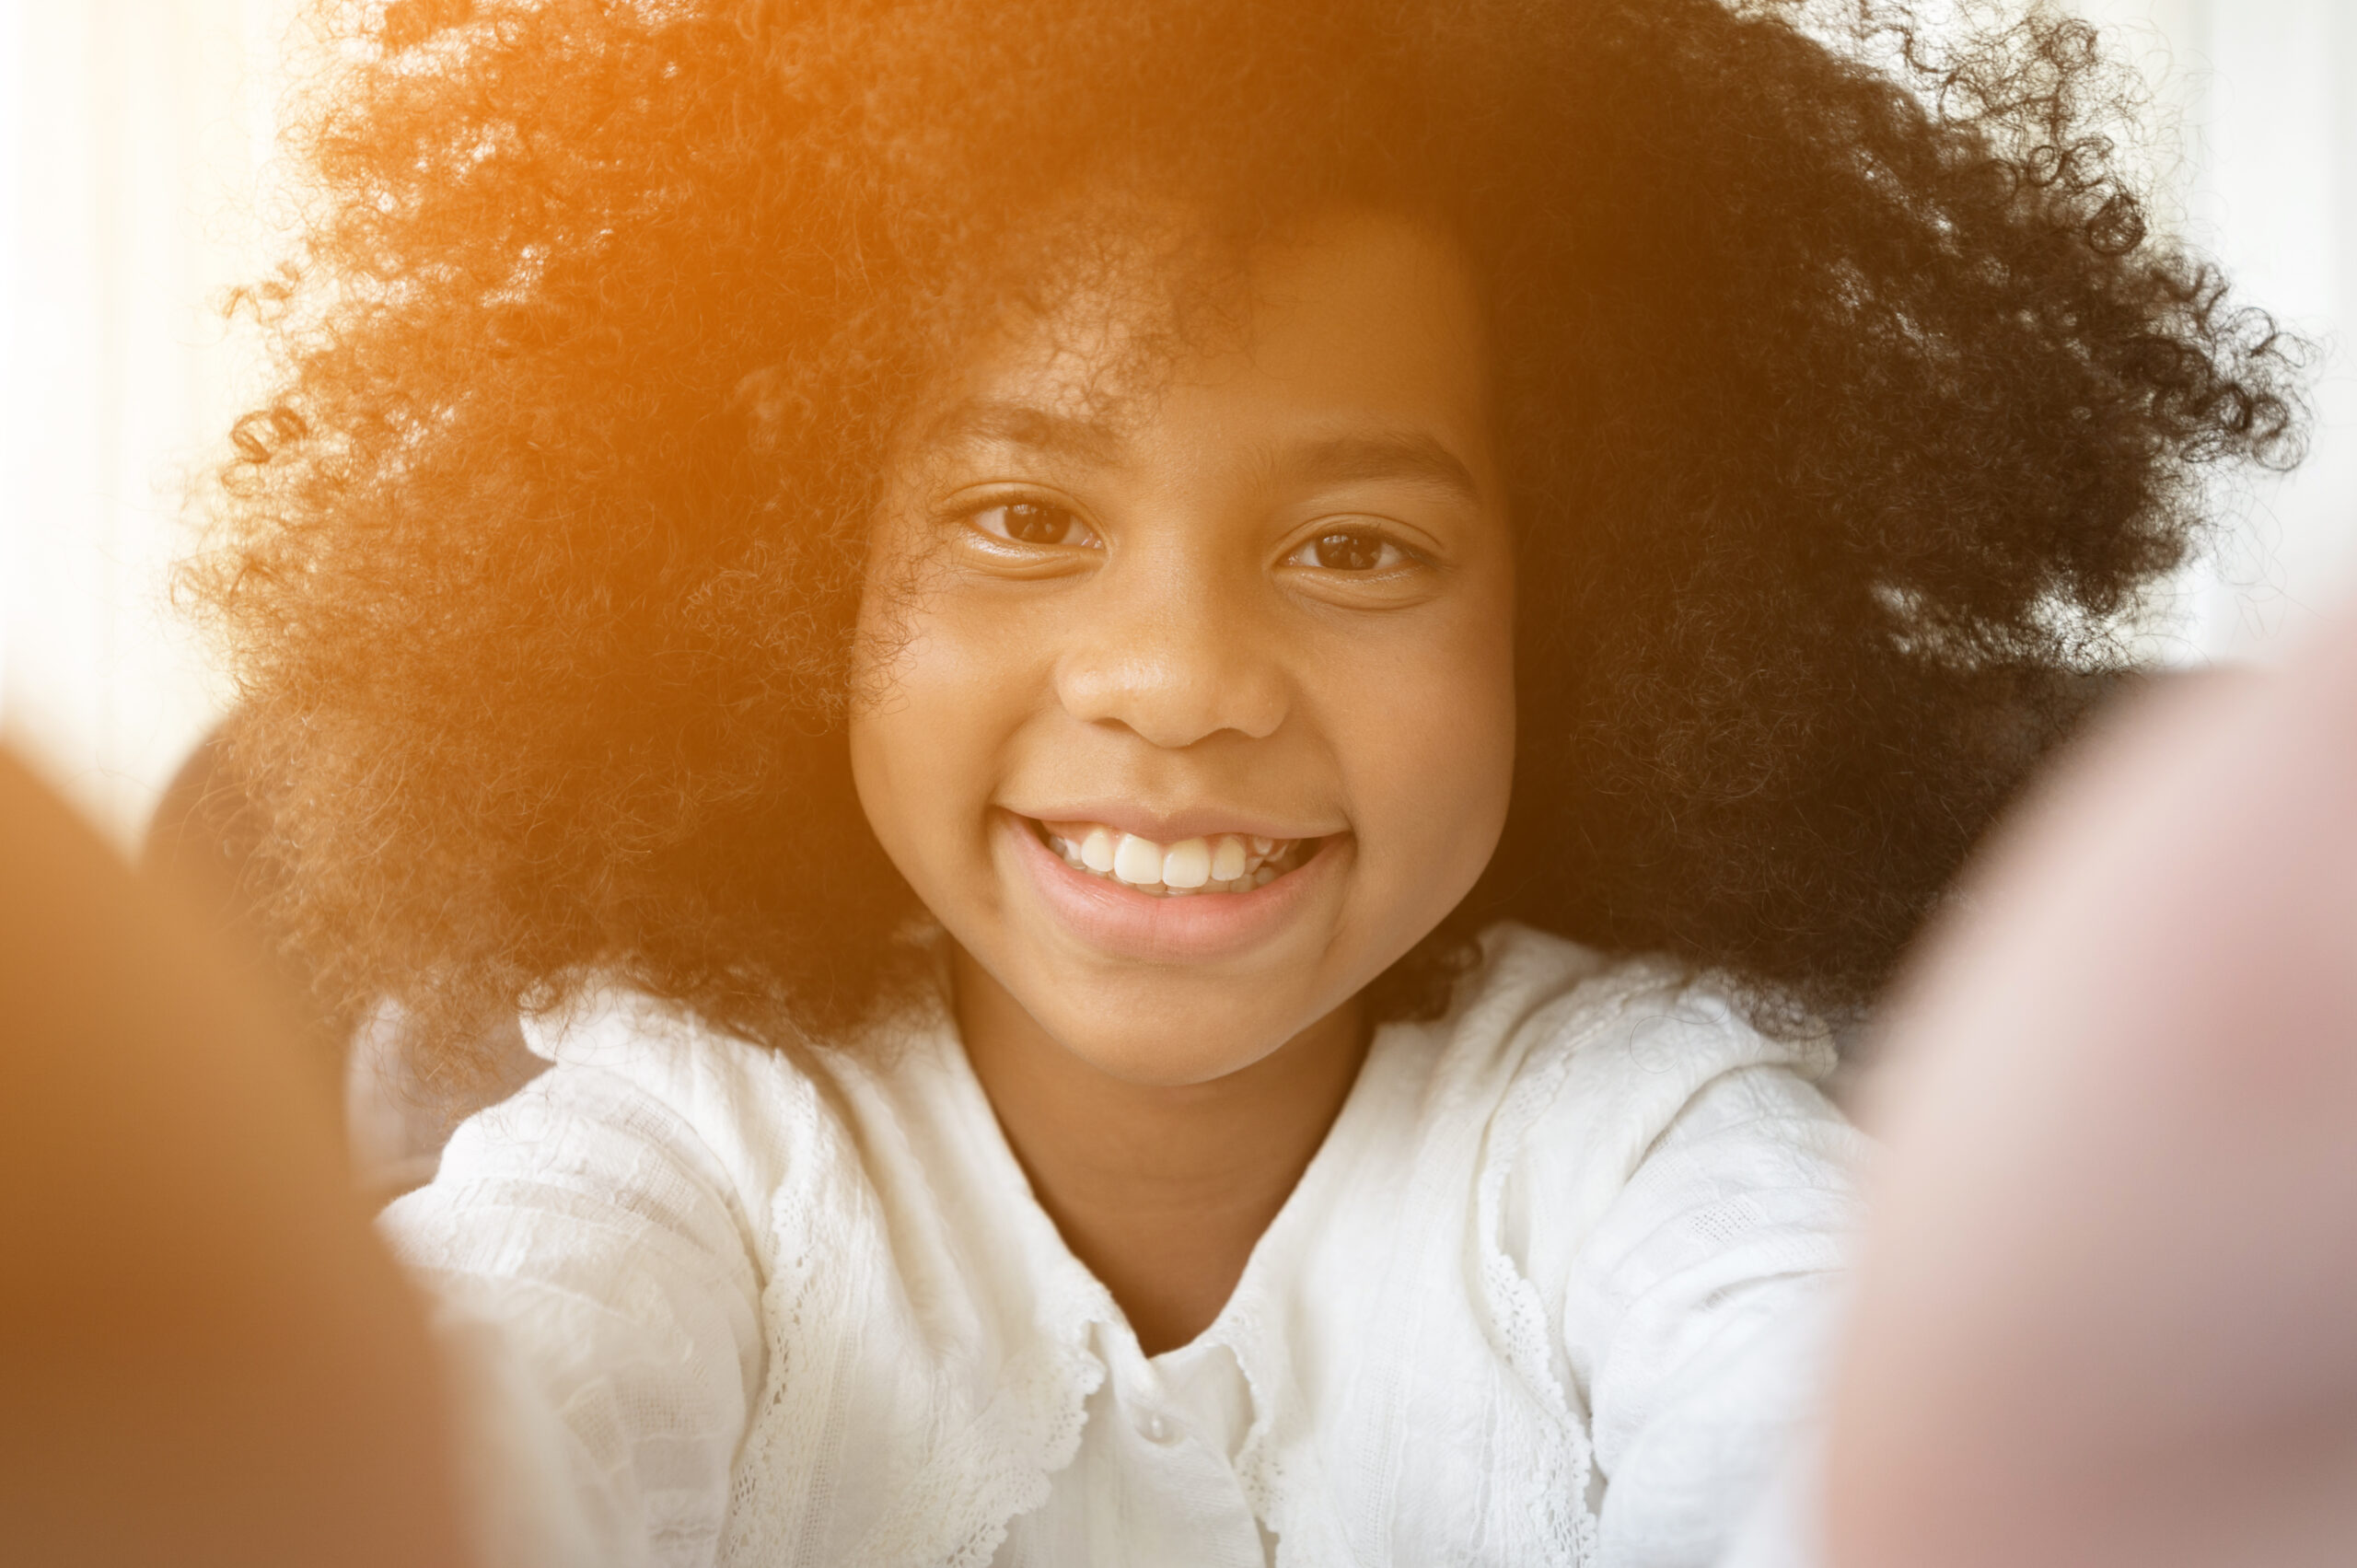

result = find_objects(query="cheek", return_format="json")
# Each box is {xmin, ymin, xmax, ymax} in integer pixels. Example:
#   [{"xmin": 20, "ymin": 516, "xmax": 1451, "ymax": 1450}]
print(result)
[
  {"xmin": 1345, "ymin": 595, "xmax": 1516, "ymax": 899},
  {"xmin": 849, "ymin": 593, "xmax": 970, "ymax": 891},
  {"xmin": 847, "ymin": 582, "xmax": 1030, "ymax": 898}
]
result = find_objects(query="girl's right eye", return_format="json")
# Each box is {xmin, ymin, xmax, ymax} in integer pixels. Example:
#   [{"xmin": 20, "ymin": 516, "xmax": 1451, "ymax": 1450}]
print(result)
[{"xmin": 966, "ymin": 501, "xmax": 1100, "ymax": 549}]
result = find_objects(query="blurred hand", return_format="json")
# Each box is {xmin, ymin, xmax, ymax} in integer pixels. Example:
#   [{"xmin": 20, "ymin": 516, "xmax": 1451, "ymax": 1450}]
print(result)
[
  {"xmin": 0, "ymin": 752, "xmax": 472, "ymax": 1567},
  {"xmin": 1824, "ymin": 606, "xmax": 2357, "ymax": 1568}
]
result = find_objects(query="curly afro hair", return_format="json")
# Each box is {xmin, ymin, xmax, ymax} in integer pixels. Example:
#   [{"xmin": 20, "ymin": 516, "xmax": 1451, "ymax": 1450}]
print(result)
[{"xmin": 189, "ymin": 0, "xmax": 2301, "ymax": 1061}]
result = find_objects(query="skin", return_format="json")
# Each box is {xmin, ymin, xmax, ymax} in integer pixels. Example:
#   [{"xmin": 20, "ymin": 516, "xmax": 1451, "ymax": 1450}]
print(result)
[
  {"xmin": 1824, "ymin": 603, "xmax": 2357, "ymax": 1568},
  {"xmin": 849, "ymin": 209, "xmax": 1517, "ymax": 1352},
  {"xmin": 0, "ymin": 754, "xmax": 473, "ymax": 1568}
]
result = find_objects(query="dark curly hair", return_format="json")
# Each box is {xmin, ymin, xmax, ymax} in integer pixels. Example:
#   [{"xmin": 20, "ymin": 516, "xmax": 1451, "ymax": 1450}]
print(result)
[{"xmin": 188, "ymin": 0, "xmax": 2301, "ymax": 1062}]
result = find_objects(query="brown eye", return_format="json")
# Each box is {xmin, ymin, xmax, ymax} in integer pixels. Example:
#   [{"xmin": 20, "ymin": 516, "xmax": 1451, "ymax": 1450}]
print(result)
[
  {"xmin": 1298, "ymin": 529, "xmax": 1402, "ymax": 572},
  {"xmin": 970, "ymin": 501, "xmax": 1098, "ymax": 548}
]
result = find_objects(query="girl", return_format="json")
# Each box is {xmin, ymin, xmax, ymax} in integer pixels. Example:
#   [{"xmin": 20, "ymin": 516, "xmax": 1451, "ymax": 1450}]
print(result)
[{"xmin": 189, "ymin": 0, "xmax": 2297, "ymax": 1562}]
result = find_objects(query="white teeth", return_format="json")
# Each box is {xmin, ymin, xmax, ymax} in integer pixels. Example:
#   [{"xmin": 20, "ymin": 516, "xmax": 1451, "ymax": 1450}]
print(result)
[
  {"xmin": 1040, "ymin": 819, "xmax": 1307, "ymax": 896},
  {"xmin": 1209, "ymin": 835, "xmax": 1248, "ymax": 882},
  {"xmin": 1112, "ymin": 833, "xmax": 1164, "ymax": 885},
  {"xmin": 1161, "ymin": 838, "xmax": 1212, "ymax": 889}
]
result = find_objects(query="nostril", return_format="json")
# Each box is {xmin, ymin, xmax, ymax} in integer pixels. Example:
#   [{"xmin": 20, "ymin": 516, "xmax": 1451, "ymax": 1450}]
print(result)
[{"xmin": 1054, "ymin": 645, "xmax": 1289, "ymax": 749}]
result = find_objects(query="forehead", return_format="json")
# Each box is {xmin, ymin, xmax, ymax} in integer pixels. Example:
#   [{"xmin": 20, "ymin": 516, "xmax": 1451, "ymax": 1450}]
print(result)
[{"xmin": 911, "ymin": 208, "xmax": 1498, "ymax": 484}]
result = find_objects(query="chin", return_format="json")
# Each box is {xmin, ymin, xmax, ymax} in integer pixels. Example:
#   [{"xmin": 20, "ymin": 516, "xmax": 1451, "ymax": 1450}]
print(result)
[{"xmin": 1031, "ymin": 989, "xmax": 1319, "ymax": 1088}]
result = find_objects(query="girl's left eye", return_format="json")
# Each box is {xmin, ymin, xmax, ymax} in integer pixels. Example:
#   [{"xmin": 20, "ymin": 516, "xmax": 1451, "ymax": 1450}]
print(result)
[
  {"xmin": 1287, "ymin": 528, "xmax": 1411, "ymax": 572},
  {"xmin": 968, "ymin": 501, "xmax": 1100, "ymax": 549}
]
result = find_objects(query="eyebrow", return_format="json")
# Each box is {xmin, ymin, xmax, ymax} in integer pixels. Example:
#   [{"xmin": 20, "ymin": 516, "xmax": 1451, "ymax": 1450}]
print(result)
[
  {"xmin": 1271, "ymin": 432, "xmax": 1484, "ymax": 509},
  {"xmin": 923, "ymin": 399, "xmax": 1126, "ymax": 466},
  {"xmin": 924, "ymin": 398, "xmax": 1485, "ymax": 508}
]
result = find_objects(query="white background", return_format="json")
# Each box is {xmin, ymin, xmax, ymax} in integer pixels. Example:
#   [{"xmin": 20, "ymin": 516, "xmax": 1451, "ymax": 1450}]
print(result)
[
  {"xmin": 4, "ymin": 0, "xmax": 2353, "ymax": 846},
  {"xmin": 0, "ymin": 0, "xmax": 297, "ymax": 842}
]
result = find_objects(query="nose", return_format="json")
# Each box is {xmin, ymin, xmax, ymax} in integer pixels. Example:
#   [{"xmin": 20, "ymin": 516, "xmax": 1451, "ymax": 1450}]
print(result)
[{"xmin": 1054, "ymin": 552, "xmax": 1290, "ymax": 749}]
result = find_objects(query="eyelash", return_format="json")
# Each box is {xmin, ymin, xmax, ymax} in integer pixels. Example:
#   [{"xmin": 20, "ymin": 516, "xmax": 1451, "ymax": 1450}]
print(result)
[
  {"xmin": 961, "ymin": 500, "xmax": 1099, "ymax": 550},
  {"xmin": 957, "ymin": 499, "xmax": 1423, "ymax": 575},
  {"xmin": 1282, "ymin": 528, "xmax": 1418, "ymax": 574}
]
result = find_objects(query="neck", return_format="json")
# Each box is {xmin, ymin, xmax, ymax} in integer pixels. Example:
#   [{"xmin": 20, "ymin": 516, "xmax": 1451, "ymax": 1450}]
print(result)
[{"xmin": 952, "ymin": 946, "xmax": 1369, "ymax": 1355}]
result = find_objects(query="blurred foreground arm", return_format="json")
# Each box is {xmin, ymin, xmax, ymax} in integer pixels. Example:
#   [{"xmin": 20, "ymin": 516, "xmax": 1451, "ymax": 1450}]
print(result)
[
  {"xmin": 1824, "ymin": 603, "xmax": 2357, "ymax": 1568},
  {"xmin": 0, "ymin": 752, "xmax": 471, "ymax": 1567}
]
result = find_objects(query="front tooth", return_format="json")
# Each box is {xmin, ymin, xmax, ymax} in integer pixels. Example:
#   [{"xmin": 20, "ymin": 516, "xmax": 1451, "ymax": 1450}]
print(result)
[
  {"xmin": 1112, "ymin": 833, "xmax": 1165, "ymax": 885},
  {"xmin": 1209, "ymin": 835, "xmax": 1248, "ymax": 881},
  {"xmin": 1249, "ymin": 835, "xmax": 1274, "ymax": 857},
  {"xmin": 1161, "ymin": 837, "xmax": 1212, "ymax": 889},
  {"xmin": 1081, "ymin": 828, "xmax": 1118, "ymax": 873}
]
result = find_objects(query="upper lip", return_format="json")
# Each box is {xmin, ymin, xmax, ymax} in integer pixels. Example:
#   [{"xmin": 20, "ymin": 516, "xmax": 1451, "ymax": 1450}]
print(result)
[{"xmin": 1004, "ymin": 802, "xmax": 1342, "ymax": 844}]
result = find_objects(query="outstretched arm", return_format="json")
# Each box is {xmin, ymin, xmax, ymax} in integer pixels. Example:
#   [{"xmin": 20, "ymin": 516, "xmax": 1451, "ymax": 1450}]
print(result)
[
  {"xmin": 1825, "ymin": 602, "xmax": 2357, "ymax": 1568},
  {"xmin": 0, "ymin": 750, "xmax": 473, "ymax": 1568}
]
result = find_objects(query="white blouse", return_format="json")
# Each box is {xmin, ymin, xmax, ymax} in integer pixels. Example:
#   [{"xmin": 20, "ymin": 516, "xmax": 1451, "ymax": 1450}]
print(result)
[{"xmin": 382, "ymin": 923, "xmax": 1864, "ymax": 1568}]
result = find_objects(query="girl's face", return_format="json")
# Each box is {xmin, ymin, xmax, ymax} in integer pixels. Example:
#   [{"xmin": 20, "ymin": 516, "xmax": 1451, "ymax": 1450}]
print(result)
[{"xmin": 850, "ymin": 210, "xmax": 1515, "ymax": 1086}]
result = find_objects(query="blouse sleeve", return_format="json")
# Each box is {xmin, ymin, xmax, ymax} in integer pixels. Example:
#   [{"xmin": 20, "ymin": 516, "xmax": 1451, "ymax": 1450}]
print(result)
[
  {"xmin": 1558, "ymin": 1063, "xmax": 1865, "ymax": 1568},
  {"xmin": 378, "ymin": 1063, "xmax": 767, "ymax": 1568}
]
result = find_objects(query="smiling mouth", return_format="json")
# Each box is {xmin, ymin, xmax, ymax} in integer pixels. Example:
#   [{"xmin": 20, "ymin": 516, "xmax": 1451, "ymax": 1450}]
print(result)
[{"xmin": 1029, "ymin": 819, "xmax": 1316, "ymax": 897}]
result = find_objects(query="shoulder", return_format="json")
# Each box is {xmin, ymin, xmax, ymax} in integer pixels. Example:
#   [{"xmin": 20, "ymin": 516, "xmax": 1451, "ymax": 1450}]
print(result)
[
  {"xmin": 1431, "ymin": 923, "xmax": 1859, "ymax": 1269},
  {"xmin": 438, "ymin": 983, "xmax": 869, "ymax": 1246},
  {"xmin": 1438, "ymin": 921, "xmax": 1839, "ymax": 1121},
  {"xmin": 519, "ymin": 983, "xmax": 814, "ymax": 1107}
]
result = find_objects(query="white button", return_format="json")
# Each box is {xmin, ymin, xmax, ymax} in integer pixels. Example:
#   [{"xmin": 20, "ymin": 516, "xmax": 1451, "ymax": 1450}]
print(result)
[{"xmin": 1135, "ymin": 1410, "xmax": 1176, "ymax": 1444}]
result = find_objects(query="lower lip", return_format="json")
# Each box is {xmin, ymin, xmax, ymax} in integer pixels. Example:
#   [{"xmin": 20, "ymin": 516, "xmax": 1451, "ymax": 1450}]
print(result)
[{"xmin": 999, "ymin": 811, "xmax": 1344, "ymax": 963}]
